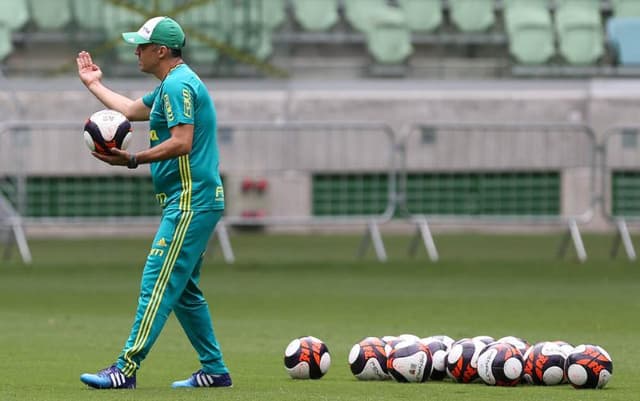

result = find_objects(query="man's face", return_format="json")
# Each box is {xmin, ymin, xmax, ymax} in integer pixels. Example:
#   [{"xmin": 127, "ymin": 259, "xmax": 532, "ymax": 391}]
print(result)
[{"xmin": 135, "ymin": 43, "xmax": 161, "ymax": 73}]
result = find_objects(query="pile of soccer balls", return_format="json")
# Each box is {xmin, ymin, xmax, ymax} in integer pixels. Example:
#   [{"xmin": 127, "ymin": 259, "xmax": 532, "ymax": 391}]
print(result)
[{"xmin": 284, "ymin": 334, "xmax": 613, "ymax": 389}]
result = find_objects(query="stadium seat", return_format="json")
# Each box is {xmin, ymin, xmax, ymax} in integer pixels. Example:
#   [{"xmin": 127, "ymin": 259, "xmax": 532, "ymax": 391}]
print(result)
[
  {"xmin": 260, "ymin": 0, "xmax": 286, "ymax": 31},
  {"xmin": 344, "ymin": 0, "xmax": 389, "ymax": 33},
  {"xmin": 503, "ymin": 0, "xmax": 555, "ymax": 64},
  {"xmin": 103, "ymin": 2, "xmax": 146, "ymax": 63},
  {"xmin": 503, "ymin": 0, "xmax": 550, "ymax": 7},
  {"xmin": 228, "ymin": 28, "xmax": 272, "ymax": 61},
  {"xmin": 254, "ymin": 29, "xmax": 273, "ymax": 60},
  {"xmin": 611, "ymin": 0, "xmax": 640, "ymax": 17},
  {"xmin": 448, "ymin": 0, "xmax": 495, "ymax": 32},
  {"xmin": 555, "ymin": 0, "xmax": 604, "ymax": 65},
  {"xmin": 366, "ymin": 7, "xmax": 412, "ymax": 65},
  {"xmin": 396, "ymin": 0, "xmax": 442, "ymax": 32},
  {"xmin": 187, "ymin": 41, "xmax": 219, "ymax": 65},
  {"xmin": 182, "ymin": 0, "xmax": 276, "ymax": 63},
  {"xmin": 292, "ymin": 0, "xmax": 339, "ymax": 31},
  {"xmin": 180, "ymin": 0, "xmax": 220, "ymax": 27},
  {"xmin": 255, "ymin": 0, "xmax": 285, "ymax": 60},
  {"xmin": 607, "ymin": 17, "xmax": 640, "ymax": 65},
  {"xmin": 0, "ymin": 0, "xmax": 30, "ymax": 31},
  {"xmin": 145, "ymin": 0, "xmax": 177, "ymax": 14},
  {"xmin": 185, "ymin": 33, "xmax": 220, "ymax": 66},
  {"xmin": 222, "ymin": 0, "xmax": 273, "ymax": 60},
  {"xmin": 103, "ymin": 0, "xmax": 178, "ymax": 64},
  {"xmin": 71, "ymin": 0, "xmax": 105, "ymax": 30},
  {"xmin": 181, "ymin": 1, "xmax": 222, "ymax": 64},
  {"xmin": 0, "ymin": 23, "xmax": 12, "ymax": 60},
  {"xmin": 28, "ymin": 0, "xmax": 72, "ymax": 30}
]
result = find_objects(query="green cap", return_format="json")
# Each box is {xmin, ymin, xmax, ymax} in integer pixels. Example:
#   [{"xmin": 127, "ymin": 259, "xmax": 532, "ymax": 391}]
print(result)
[{"xmin": 122, "ymin": 16, "xmax": 185, "ymax": 49}]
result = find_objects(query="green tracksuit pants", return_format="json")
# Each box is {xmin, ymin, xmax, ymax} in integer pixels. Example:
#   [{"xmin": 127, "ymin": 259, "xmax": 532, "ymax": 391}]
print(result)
[{"xmin": 115, "ymin": 209, "xmax": 228, "ymax": 377}]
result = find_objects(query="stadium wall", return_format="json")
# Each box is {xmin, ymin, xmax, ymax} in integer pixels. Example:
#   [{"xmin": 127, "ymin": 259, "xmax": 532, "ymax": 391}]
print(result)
[
  {"xmin": 5, "ymin": 78, "xmax": 637, "ymax": 135},
  {"xmin": 2, "ymin": 78, "xmax": 640, "ymax": 233}
]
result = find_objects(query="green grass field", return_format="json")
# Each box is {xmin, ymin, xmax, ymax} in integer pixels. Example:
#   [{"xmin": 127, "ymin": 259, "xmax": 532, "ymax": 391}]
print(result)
[{"xmin": 1, "ymin": 232, "xmax": 638, "ymax": 401}]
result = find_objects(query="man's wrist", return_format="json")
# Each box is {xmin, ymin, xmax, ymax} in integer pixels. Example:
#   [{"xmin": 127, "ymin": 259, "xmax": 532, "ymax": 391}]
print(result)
[
  {"xmin": 127, "ymin": 153, "xmax": 138, "ymax": 169},
  {"xmin": 86, "ymin": 80, "xmax": 102, "ymax": 92}
]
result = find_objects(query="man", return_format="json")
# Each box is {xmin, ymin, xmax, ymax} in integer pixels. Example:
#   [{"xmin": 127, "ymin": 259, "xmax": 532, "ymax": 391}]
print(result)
[{"xmin": 76, "ymin": 16, "xmax": 231, "ymax": 389}]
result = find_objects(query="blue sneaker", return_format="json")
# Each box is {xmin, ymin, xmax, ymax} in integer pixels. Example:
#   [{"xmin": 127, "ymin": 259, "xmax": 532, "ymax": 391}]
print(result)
[
  {"xmin": 171, "ymin": 370, "xmax": 232, "ymax": 388},
  {"xmin": 80, "ymin": 365, "xmax": 136, "ymax": 389}
]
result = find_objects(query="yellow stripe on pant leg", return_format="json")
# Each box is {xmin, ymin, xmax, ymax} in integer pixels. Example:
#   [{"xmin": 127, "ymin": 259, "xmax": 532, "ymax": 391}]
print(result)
[
  {"xmin": 123, "ymin": 211, "xmax": 192, "ymax": 375},
  {"xmin": 122, "ymin": 211, "xmax": 193, "ymax": 376},
  {"xmin": 123, "ymin": 211, "xmax": 193, "ymax": 375},
  {"xmin": 178, "ymin": 155, "xmax": 192, "ymax": 211}
]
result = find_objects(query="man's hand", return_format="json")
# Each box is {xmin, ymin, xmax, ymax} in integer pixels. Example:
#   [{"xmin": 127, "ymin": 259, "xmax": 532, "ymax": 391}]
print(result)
[
  {"xmin": 92, "ymin": 147, "xmax": 130, "ymax": 166},
  {"xmin": 76, "ymin": 51, "xmax": 103, "ymax": 88}
]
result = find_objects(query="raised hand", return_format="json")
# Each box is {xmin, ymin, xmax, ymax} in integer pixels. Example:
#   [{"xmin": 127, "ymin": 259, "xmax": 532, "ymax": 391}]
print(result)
[{"xmin": 76, "ymin": 51, "xmax": 103, "ymax": 88}]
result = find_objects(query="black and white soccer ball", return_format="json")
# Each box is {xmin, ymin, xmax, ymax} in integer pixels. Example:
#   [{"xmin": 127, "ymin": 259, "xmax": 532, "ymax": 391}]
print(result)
[
  {"xmin": 497, "ymin": 336, "xmax": 531, "ymax": 356},
  {"xmin": 445, "ymin": 338, "xmax": 485, "ymax": 383},
  {"xmin": 386, "ymin": 340, "xmax": 433, "ymax": 383},
  {"xmin": 565, "ymin": 344, "xmax": 613, "ymax": 389},
  {"xmin": 472, "ymin": 335, "xmax": 495, "ymax": 346},
  {"xmin": 382, "ymin": 334, "xmax": 419, "ymax": 355},
  {"xmin": 522, "ymin": 341, "xmax": 568, "ymax": 385},
  {"xmin": 284, "ymin": 336, "xmax": 331, "ymax": 379},
  {"xmin": 424, "ymin": 334, "xmax": 455, "ymax": 350},
  {"xmin": 552, "ymin": 340, "xmax": 575, "ymax": 356},
  {"xmin": 477, "ymin": 341, "xmax": 524, "ymax": 386},
  {"xmin": 348, "ymin": 337, "xmax": 389, "ymax": 380},
  {"xmin": 419, "ymin": 336, "xmax": 450, "ymax": 380},
  {"xmin": 83, "ymin": 109, "xmax": 132, "ymax": 155},
  {"xmin": 382, "ymin": 336, "xmax": 402, "ymax": 356}
]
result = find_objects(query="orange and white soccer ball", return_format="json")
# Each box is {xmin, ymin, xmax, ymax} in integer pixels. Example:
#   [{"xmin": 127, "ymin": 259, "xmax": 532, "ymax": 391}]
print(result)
[{"xmin": 284, "ymin": 336, "xmax": 331, "ymax": 379}]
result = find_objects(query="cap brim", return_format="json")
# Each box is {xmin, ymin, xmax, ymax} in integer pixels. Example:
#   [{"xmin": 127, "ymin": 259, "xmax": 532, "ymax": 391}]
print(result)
[{"xmin": 122, "ymin": 32, "xmax": 152, "ymax": 45}]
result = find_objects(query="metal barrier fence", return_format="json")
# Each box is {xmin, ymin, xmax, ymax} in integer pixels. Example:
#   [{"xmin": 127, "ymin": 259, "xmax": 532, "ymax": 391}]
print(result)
[
  {"xmin": 0, "ymin": 120, "xmax": 156, "ymax": 220},
  {"xmin": 214, "ymin": 121, "xmax": 398, "ymax": 261},
  {"xmin": 0, "ymin": 120, "xmax": 161, "ymax": 265},
  {"xmin": 0, "ymin": 194, "xmax": 31, "ymax": 264},
  {"xmin": 399, "ymin": 122, "xmax": 599, "ymax": 262},
  {"xmin": 601, "ymin": 126, "xmax": 640, "ymax": 261},
  {"xmin": 217, "ymin": 121, "xmax": 397, "ymax": 224},
  {"xmin": 0, "ymin": 120, "xmax": 397, "ymax": 263},
  {"xmin": 2, "ymin": 119, "xmax": 637, "ymax": 265}
]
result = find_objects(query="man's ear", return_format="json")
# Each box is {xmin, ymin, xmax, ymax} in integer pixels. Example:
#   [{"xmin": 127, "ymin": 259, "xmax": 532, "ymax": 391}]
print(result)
[{"xmin": 158, "ymin": 45, "xmax": 170, "ymax": 59}]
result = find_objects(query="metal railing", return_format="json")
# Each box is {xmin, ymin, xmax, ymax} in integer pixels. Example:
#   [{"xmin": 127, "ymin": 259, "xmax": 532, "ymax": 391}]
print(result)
[
  {"xmin": 398, "ymin": 122, "xmax": 599, "ymax": 262},
  {"xmin": 215, "ymin": 121, "xmax": 398, "ymax": 262},
  {"xmin": 2, "ymin": 119, "xmax": 637, "ymax": 264},
  {"xmin": 0, "ymin": 120, "xmax": 398, "ymax": 263},
  {"xmin": 601, "ymin": 126, "xmax": 640, "ymax": 261}
]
